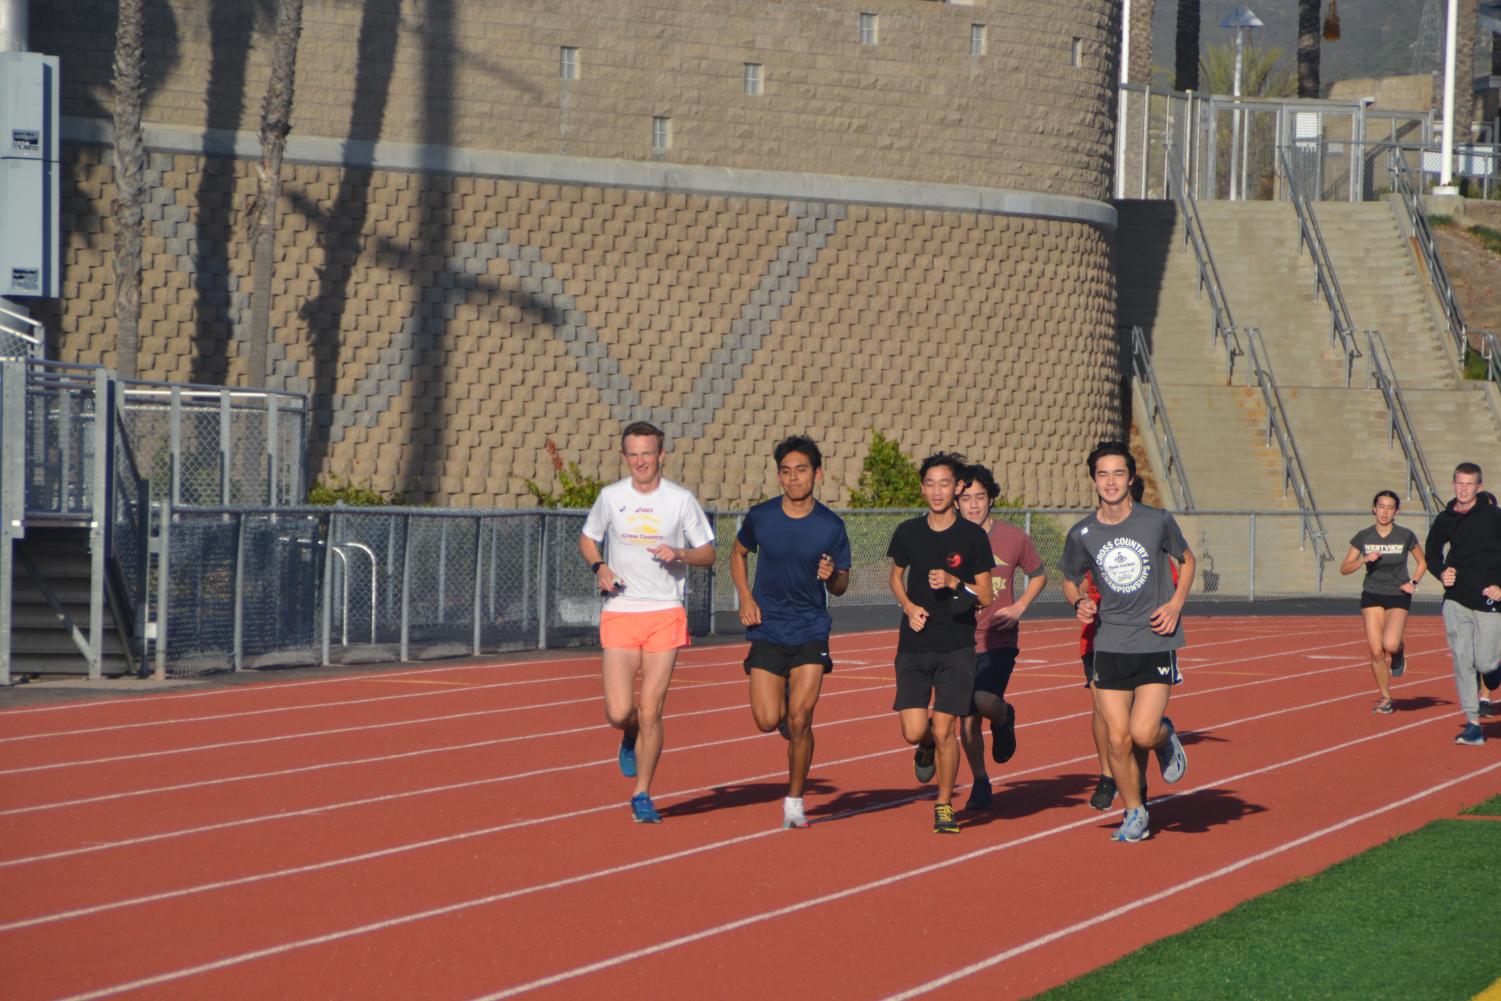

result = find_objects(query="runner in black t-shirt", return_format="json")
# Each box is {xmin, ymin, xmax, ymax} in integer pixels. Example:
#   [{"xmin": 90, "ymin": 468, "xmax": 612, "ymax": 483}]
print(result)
[
  {"xmin": 887, "ymin": 453, "xmax": 994, "ymax": 834},
  {"xmin": 1338, "ymin": 490, "xmax": 1427, "ymax": 715}
]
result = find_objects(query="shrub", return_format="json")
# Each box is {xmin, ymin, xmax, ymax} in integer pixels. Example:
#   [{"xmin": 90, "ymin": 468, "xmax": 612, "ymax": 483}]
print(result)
[
  {"xmin": 525, "ymin": 438, "xmax": 606, "ymax": 508},
  {"xmin": 307, "ymin": 476, "xmax": 402, "ymax": 506},
  {"xmin": 847, "ymin": 430, "xmax": 923, "ymax": 508}
]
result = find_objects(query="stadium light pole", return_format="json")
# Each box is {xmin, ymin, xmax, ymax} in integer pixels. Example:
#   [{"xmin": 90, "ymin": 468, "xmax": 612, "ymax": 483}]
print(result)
[
  {"xmin": 1221, "ymin": 4, "xmax": 1263, "ymax": 201},
  {"xmin": 1436, "ymin": 0, "xmax": 1459, "ymax": 194}
]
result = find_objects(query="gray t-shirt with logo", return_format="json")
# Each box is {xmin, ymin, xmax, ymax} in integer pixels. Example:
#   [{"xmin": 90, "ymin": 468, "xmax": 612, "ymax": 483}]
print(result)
[
  {"xmin": 1348, "ymin": 524, "xmax": 1420, "ymax": 596},
  {"xmin": 1061, "ymin": 504, "xmax": 1190, "ymax": 653}
]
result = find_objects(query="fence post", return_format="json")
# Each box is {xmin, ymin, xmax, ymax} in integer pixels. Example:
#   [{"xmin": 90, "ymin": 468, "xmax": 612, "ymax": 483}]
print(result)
[
  {"xmin": 320, "ymin": 510, "xmax": 335, "ymax": 666},
  {"xmin": 154, "ymin": 498, "xmax": 171, "ymax": 681},
  {"xmin": 437, "ymin": 519, "xmax": 448, "ymax": 624},
  {"xmin": 537, "ymin": 515, "xmax": 549, "ymax": 651},
  {"xmin": 1139, "ymin": 84, "xmax": 1151, "ymax": 199},
  {"xmin": 86, "ymin": 369, "xmax": 109, "ymax": 680},
  {"xmin": 169, "ymin": 387, "xmax": 182, "ymax": 507},
  {"xmin": 400, "ymin": 513, "xmax": 413, "ymax": 662},
  {"xmin": 705, "ymin": 511, "xmax": 717, "ymax": 636},
  {"xmin": 266, "ymin": 394, "xmax": 279, "ymax": 505},
  {"xmin": 471, "ymin": 516, "xmax": 483, "ymax": 656},
  {"xmin": 219, "ymin": 390, "xmax": 232, "ymax": 506},
  {"xmin": 1, "ymin": 358, "xmax": 27, "ymax": 687},
  {"xmin": 1247, "ymin": 512, "xmax": 1256, "ymax": 602},
  {"xmin": 232, "ymin": 512, "xmax": 246, "ymax": 670}
]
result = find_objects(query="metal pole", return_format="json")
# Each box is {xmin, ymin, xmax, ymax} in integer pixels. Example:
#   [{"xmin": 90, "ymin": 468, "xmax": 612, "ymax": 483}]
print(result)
[
  {"xmin": 472, "ymin": 516, "xmax": 484, "ymax": 656},
  {"xmin": 400, "ymin": 514, "xmax": 413, "ymax": 662},
  {"xmin": 86, "ymin": 370, "xmax": 108, "ymax": 679},
  {"xmin": 266, "ymin": 394, "xmax": 279, "ymax": 505},
  {"xmin": 169, "ymin": 387, "xmax": 182, "ymax": 507},
  {"xmin": 1247, "ymin": 512, "xmax": 1256, "ymax": 602},
  {"xmin": 218, "ymin": 390, "xmax": 231, "ymax": 506},
  {"xmin": 705, "ymin": 511, "xmax": 717, "ymax": 636},
  {"xmin": 231, "ymin": 511, "xmax": 246, "ymax": 670},
  {"xmin": 1230, "ymin": 30, "xmax": 1244, "ymax": 200},
  {"xmin": 1139, "ymin": 84, "xmax": 1151, "ymax": 198},
  {"xmin": 320, "ymin": 511, "xmax": 335, "ymax": 665},
  {"xmin": 488, "ymin": 519, "xmax": 497, "ymax": 622},
  {"xmin": 58, "ymin": 383, "xmax": 71, "ymax": 511},
  {"xmin": 0, "ymin": 359, "xmax": 26, "ymax": 686},
  {"xmin": 1437, "ymin": 0, "xmax": 1458, "ymax": 192},
  {"xmin": 438, "ymin": 519, "xmax": 448, "ymax": 624},
  {"xmin": 154, "ymin": 498, "xmax": 171, "ymax": 681},
  {"xmin": 537, "ymin": 515, "xmax": 549, "ymax": 650},
  {"xmin": 385, "ymin": 516, "xmax": 396, "ymax": 623}
]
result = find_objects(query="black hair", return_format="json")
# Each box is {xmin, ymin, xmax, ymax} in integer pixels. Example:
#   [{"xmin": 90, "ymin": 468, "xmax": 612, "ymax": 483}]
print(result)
[
  {"xmin": 919, "ymin": 452, "xmax": 968, "ymax": 482},
  {"xmin": 1130, "ymin": 478, "xmax": 1145, "ymax": 503},
  {"xmin": 1086, "ymin": 440, "xmax": 1137, "ymax": 480},
  {"xmin": 963, "ymin": 463, "xmax": 1000, "ymax": 501},
  {"xmin": 1372, "ymin": 489, "xmax": 1400, "ymax": 510},
  {"xmin": 1455, "ymin": 462, "xmax": 1483, "ymax": 481},
  {"xmin": 621, "ymin": 420, "xmax": 665, "ymax": 451},
  {"xmin": 773, "ymin": 435, "xmax": 822, "ymax": 470}
]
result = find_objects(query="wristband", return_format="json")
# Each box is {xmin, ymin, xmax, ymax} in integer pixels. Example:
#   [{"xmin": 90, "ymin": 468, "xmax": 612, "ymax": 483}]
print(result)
[{"xmin": 590, "ymin": 561, "xmax": 604, "ymax": 573}]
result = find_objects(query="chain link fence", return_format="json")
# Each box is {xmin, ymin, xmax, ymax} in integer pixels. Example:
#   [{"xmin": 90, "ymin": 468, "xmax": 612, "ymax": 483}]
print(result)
[{"xmin": 147, "ymin": 506, "xmax": 1446, "ymax": 678}]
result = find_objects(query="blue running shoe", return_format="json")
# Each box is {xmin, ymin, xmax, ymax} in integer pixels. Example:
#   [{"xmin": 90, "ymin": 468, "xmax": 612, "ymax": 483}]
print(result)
[
  {"xmin": 1155, "ymin": 716, "xmax": 1187, "ymax": 783},
  {"xmin": 1111, "ymin": 806, "xmax": 1151, "ymax": 842},
  {"xmin": 1389, "ymin": 646, "xmax": 1405, "ymax": 678},
  {"xmin": 1455, "ymin": 723, "xmax": 1485, "ymax": 746},
  {"xmin": 630, "ymin": 792, "xmax": 662, "ymax": 823},
  {"xmin": 618, "ymin": 731, "xmax": 638, "ymax": 777}
]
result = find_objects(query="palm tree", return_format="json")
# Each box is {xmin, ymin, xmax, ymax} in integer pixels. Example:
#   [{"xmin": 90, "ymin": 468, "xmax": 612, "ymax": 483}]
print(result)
[
  {"xmin": 1175, "ymin": 0, "xmax": 1200, "ymax": 92},
  {"xmin": 1297, "ymin": 0, "xmax": 1321, "ymax": 98},
  {"xmin": 246, "ymin": 0, "xmax": 304, "ymax": 390},
  {"xmin": 111, "ymin": 0, "xmax": 146, "ymax": 379}
]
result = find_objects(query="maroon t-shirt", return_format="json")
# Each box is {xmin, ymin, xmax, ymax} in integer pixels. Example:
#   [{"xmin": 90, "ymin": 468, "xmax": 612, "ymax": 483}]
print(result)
[{"xmin": 974, "ymin": 521, "xmax": 1045, "ymax": 652}]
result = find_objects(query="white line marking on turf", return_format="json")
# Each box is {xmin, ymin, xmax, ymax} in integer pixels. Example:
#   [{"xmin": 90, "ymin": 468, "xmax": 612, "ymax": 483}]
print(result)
[
  {"xmin": 878, "ymin": 758, "xmax": 1501, "ymax": 999},
  {"xmin": 42, "ymin": 697, "xmax": 1453, "ymax": 1001},
  {"xmin": 5, "ymin": 669, "xmax": 1446, "ymax": 937}
]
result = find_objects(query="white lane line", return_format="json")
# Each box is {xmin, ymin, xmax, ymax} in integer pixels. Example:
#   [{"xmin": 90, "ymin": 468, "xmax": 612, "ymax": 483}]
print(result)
[
  {"xmin": 4, "ymin": 670, "xmax": 1446, "ymax": 935},
  {"xmin": 880, "ymin": 759, "xmax": 1501, "ymax": 999},
  {"xmin": 44, "ymin": 701, "xmax": 1453, "ymax": 1001},
  {"xmin": 0, "ymin": 618, "xmax": 1266, "ymax": 744},
  {"xmin": 0, "ymin": 633, "xmax": 1413, "ymax": 821},
  {"xmin": 0, "ymin": 631, "xmax": 1371, "ymax": 776},
  {"xmin": 464, "ymin": 710, "xmax": 1463, "ymax": 1001}
]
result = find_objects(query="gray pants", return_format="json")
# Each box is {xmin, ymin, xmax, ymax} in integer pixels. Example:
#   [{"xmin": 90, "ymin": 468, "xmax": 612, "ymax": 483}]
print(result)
[{"xmin": 1441, "ymin": 600, "xmax": 1501, "ymax": 723}]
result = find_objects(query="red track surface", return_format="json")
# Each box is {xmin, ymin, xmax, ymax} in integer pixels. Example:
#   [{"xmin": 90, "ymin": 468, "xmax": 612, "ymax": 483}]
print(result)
[{"xmin": 2, "ymin": 615, "xmax": 1498, "ymax": 1000}]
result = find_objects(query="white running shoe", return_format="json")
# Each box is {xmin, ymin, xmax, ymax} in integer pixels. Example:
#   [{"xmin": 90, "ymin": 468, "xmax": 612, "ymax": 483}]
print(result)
[
  {"xmin": 1155, "ymin": 716, "xmax": 1187, "ymax": 783},
  {"xmin": 782, "ymin": 797, "xmax": 809, "ymax": 829},
  {"xmin": 1111, "ymin": 806, "xmax": 1151, "ymax": 843}
]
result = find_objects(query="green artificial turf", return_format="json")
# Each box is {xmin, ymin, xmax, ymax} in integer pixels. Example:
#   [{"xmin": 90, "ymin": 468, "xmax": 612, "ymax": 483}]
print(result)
[
  {"xmin": 1031, "ymin": 820, "xmax": 1501, "ymax": 1001},
  {"xmin": 1462, "ymin": 793, "xmax": 1501, "ymax": 816}
]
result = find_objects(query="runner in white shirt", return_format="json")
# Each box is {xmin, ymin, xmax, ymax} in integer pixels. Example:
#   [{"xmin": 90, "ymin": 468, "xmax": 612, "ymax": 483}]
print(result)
[{"xmin": 580, "ymin": 421, "xmax": 716, "ymax": 823}]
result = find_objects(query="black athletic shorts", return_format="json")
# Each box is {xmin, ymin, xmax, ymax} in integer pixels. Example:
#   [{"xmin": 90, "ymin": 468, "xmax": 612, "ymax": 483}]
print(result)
[
  {"xmin": 1081, "ymin": 655, "xmax": 1093, "ymax": 688},
  {"xmin": 969, "ymin": 647, "xmax": 1018, "ymax": 715},
  {"xmin": 744, "ymin": 638, "xmax": 833, "ymax": 677},
  {"xmin": 1360, "ymin": 592, "xmax": 1412, "ymax": 611},
  {"xmin": 894, "ymin": 647, "xmax": 977, "ymax": 717},
  {"xmin": 1090, "ymin": 650, "xmax": 1182, "ymax": 691}
]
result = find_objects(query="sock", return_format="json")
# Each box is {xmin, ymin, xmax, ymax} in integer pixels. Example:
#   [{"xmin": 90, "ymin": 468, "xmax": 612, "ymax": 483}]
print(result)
[{"xmin": 784, "ymin": 797, "xmax": 804, "ymax": 810}]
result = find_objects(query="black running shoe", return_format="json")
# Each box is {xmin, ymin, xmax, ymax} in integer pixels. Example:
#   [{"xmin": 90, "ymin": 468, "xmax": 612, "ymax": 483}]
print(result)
[
  {"xmin": 1088, "ymin": 775, "xmax": 1117, "ymax": 811},
  {"xmin": 964, "ymin": 781, "xmax": 993, "ymax": 812},
  {"xmin": 1484, "ymin": 663, "xmax": 1501, "ymax": 694},
  {"xmin": 1390, "ymin": 646, "xmax": 1405, "ymax": 678},
  {"xmin": 913, "ymin": 744, "xmax": 936, "ymax": 783},
  {"xmin": 991, "ymin": 702, "xmax": 1017, "ymax": 764},
  {"xmin": 1481, "ymin": 699, "xmax": 1494, "ymax": 719},
  {"xmin": 933, "ymin": 803, "xmax": 961, "ymax": 834}
]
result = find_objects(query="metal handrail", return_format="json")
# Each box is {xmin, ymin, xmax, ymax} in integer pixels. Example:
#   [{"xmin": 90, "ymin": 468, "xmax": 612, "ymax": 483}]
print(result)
[
  {"xmin": 1388, "ymin": 150, "xmax": 1468, "ymax": 362},
  {"xmin": 1481, "ymin": 328, "xmax": 1501, "ymax": 387},
  {"xmin": 1165, "ymin": 145, "xmax": 1243, "ymax": 382},
  {"xmin": 1123, "ymin": 325, "xmax": 1195, "ymax": 511},
  {"xmin": 1277, "ymin": 146, "xmax": 1362, "ymax": 385},
  {"xmin": 1364, "ymin": 330, "xmax": 1443, "ymax": 513},
  {"xmin": 1242, "ymin": 328, "xmax": 1334, "ymax": 580}
]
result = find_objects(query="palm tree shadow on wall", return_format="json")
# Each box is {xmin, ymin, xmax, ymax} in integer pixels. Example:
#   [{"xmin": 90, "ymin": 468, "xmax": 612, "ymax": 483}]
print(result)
[{"xmin": 188, "ymin": 0, "xmax": 273, "ymax": 386}]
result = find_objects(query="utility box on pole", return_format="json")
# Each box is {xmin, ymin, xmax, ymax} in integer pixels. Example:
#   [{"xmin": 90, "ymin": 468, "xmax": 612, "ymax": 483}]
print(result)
[{"xmin": 0, "ymin": 52, "xmax": 60, "ymax": 299}]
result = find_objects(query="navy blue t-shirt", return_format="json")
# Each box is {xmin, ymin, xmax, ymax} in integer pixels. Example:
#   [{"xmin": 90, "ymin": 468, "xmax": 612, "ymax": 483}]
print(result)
[{"xmin": 737, "ymin": 499, "xmax": 853, "ymax": 646}]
